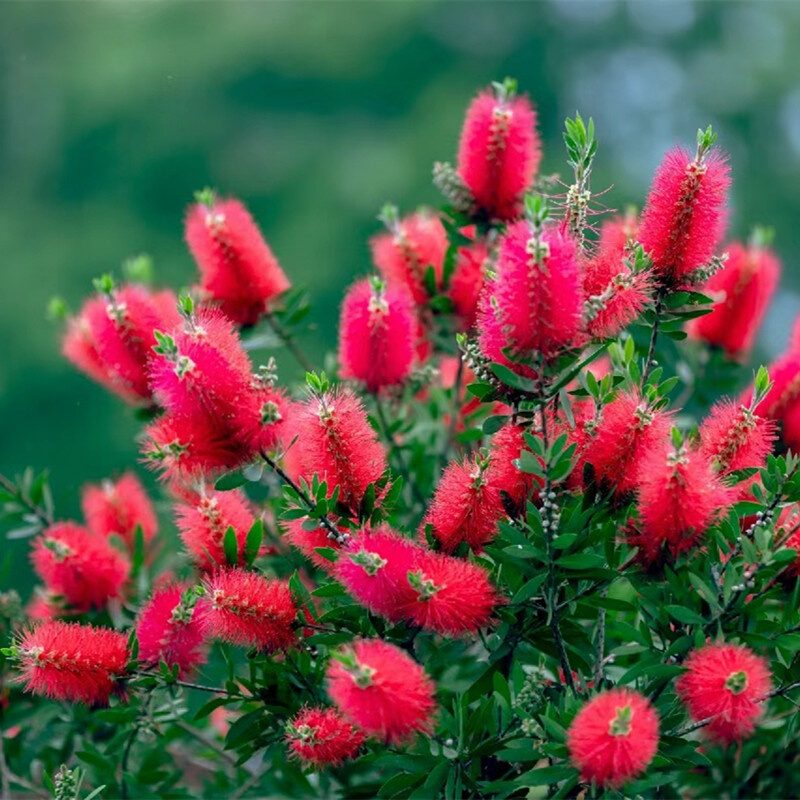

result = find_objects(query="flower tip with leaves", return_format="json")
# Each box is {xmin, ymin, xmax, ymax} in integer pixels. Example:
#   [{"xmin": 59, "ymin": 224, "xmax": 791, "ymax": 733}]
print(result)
[
  {"xmin": 456, "ymin": 80, "xmax": 542, "ymax": 221},
  {"xmin": 338, "ymin": 277, "xmax": 417, "ymax": 393},
  {"xmin": 638, "ymin": 138, "xmax": 730, "ymax": 284},
  {"xmin": 185, "ymin": 192, "xmax": 290, "ymax": 325}
]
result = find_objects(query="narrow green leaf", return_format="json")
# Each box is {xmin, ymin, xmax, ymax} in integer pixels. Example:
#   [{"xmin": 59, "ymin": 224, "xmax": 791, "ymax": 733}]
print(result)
[
  {"xmin": 223, "ymin": 526, "xmax": 239, "ymax": 567},
  {"xmin": 244, "ymin": 519, "xmax": 263, "ymax": 568}
]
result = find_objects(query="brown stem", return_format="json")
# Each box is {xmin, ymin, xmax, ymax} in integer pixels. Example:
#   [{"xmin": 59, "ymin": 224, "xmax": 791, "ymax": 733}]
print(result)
[{"xmin": 260, "ymin": 449, "xmax": 347, "ymax": 545}]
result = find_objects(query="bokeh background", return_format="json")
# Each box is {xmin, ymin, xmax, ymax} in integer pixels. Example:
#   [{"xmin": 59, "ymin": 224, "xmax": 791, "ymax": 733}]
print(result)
[{"xmin": 3, "ymin": 0, "xmax": 800, "ymax": 592}]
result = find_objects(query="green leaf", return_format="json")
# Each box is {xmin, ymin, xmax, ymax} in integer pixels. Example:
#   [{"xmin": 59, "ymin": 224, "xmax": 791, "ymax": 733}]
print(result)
[
  {"xmin": 223, "ymin": 526, "xmax": 239, "ymax": 567},
  {"xmin": 314, "ymin": 547, "xmax": 338, "ymax": 562},
  {"xmin": 483, "ymin": 414, "xmax": 510, "ymax": 435},
  {"xmin": 244, "ymin": 519, "xmax": 263, "ymax": 568},
  {"xmin": 215, "ymin": 471, "xmax": 247, "ymax": 491},
  {"xmin": 665, "ymin": 605, "xmax": 705, "ymax": 625},
  {"xmin": 131, "ymin": 524, "xmax": 145, "ymax": 580},
  {"xmin": 515, "ymin": 766, "xmax": 575, "ymax": 786},
  {"xmin": 490, "ymin": 362, "xmax": 538, "ymax": 394},
  {"xmin": 289, "ymin": 571, "xmax": 312, "ymax": 606},
  {"xmin": 556, "ymin": 553, "xmax": 605, "ymax": 570},
  {"xmin": 467, "ymin": 382, "xmax": 496, "ymax": 401}
]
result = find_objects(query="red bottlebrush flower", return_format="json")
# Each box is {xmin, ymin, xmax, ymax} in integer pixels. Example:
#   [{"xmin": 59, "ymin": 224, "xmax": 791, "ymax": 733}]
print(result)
[
  {"xmin": 31, "ymin": 523, "xmax": 130, "ymax": 611},
  {"xmin": 699, "ymin": 400, "xmax": 776, "ymax": 475},
  {"xmin": 327, "ymin": 639, "xmax": 436, "ymax": 744},
  {"xmin": 185, "ymin": 193, "xmax": 290, "ymax": 326},
  {"xmin": 567, "ymin": 688, "xmax": 659, "ymax": 788},
  {"xmin": 136, "ymin": 584, "xmax": 207, "ymax": 677},
  {"xmin": 581, "ymin": 391, "xmax": 672, "ymax": 496},
  {"xmin": 477, "ymin": 222, "xmax": 582, "ymax": 365},
  {"xmin": 638, "ymin": 144, "xmax": 730, "ymax": 283},
  {"xmin": 688, "ymin": 240, "xmax": 780, "ymax": 357},
  {"xmin": 370, "ymin": 211, "xmax": 448, "ymax": 305},
  {"xmin": 148, "ymin": 309, "xmax": 257, "ymax": 431},
  {"xmin": 63, "ymin": 285, "xmax": 181, "ymax": 405},
  {"xmin": 423, "ymin": 455, "xmax": 505, "ymax": 552},
  {"xmin": 292, "ymin": 388, "xmax": 387, "ymax": 512},
  {"xmin": 81, "ymin": 472, "xmax": 158, "ymax": 551},
  {"xmin": 144, "ymin": 309, "xmax": 280, "ymax": 477},
  {"xmin": 676, "ymin": 642, "xmax": 772, "ymax": 744},
  {"xmin": 143, "ymin": 411, "xmax": 254, "ymax": 480},
  {"xmin": 475, "ymin": 280, "xmax": 531, "ymax": 376},
  {"xmin": 457, "ymin": 85, "xmax": 541, "ymax": 221},
  {"xmin": 338, "ymin": 278, "xmax": 416, "ymax": 393},
  {"xmin": 486, "ymin": 422, "xmax": 539, "ymax": 511},
  {"xmin": 449, "ymin": 239, "xmax": 490, "ymax": 329},
  {"xmin": 336, "ymin": 528, "xmax": 418, "ymax": 620},
  {"xmin": 583, "ymin": 217, "xmax": 651, "ymax": 340},
  {"xmin": 397, "ymin": 550, "xmax": 500, "ymax": 636},
  {"xmin": 203, "ymin": 568, "xmax": 296, "ymax": 651},
  {"xmin": 282, "ymin": 517, "xmax": 349, "ymax": 572},
  {"xmin": 175, "ymin": 489, "xmax": 256, "ymax": 572},
  {"xmin": 286, "ymin": 706, "xmax": 365, "ymax": 767},
  {"xmin": 17, "ymin": 621, "xmax": 129, "ymax": 706},
  {"xmin": 636, "ymin": 440, "xmax": 731, "ymax": 562}
]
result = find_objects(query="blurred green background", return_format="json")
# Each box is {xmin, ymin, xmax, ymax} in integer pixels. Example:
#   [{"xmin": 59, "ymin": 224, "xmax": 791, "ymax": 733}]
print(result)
[{"xmin": 3, "ymin": 0, "xmax": 800, "ymax": 592}]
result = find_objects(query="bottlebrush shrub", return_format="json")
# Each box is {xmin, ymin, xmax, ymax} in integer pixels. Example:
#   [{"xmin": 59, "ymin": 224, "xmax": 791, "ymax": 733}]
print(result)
[{"xmin": 7, "ymin": 86, "xmax": 800, "ymax": 800}]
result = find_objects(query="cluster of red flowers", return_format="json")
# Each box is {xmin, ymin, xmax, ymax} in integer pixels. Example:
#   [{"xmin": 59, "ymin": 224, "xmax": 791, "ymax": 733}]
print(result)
[
  {"xmin": 336, "ymin": 526, "xmax": 500, "ymax": 635},
  {"xmin": 567, "ymin": 641, "xmax": 773, "ymax": 787},
  {"xmin": 18, "ymin": 77, "xmax": 800, "ymax": 792}
]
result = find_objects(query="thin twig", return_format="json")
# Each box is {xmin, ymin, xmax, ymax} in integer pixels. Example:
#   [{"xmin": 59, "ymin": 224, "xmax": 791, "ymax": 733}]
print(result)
[
  {"xmin": 173, "ymin": 678, "xmax": 241, "ymax": 697},
  {"xmin": 260, "ymin": 449, "xmax": 347, "ymax": 544},
  {"xmin": 539, "ymin": 373, "xmax": 576, "ymax": 696},
  {"xmin": 134, "ymin": 671, "xmax": 242, "ymax": 697},
  {"xmin": 594, "ymin": 604, "xmax": 607, "ymax": 687},
  {"xmin": 173, "ymin": 720, "xmax": 238, "ymax": 768},
  {"xmin": 264, "ymin": 312, "xmax": 314, "ymax": 374},
  {"xmin": 641, "ymin": 293, "xmax": 664, "ymax": 386}
]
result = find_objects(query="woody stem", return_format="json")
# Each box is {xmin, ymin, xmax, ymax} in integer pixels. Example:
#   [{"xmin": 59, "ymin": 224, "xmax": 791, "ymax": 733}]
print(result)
[
  {"xmin": 539, "ymin": 366, "xmax": 576, "ymax": 695},
  {"xmin": 260, "ymin": 450, "xmax": 346, "ymax": 543},
  {"xmin": 641, "ymin": 293, "xmax": 664, "ymax": 386}
]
